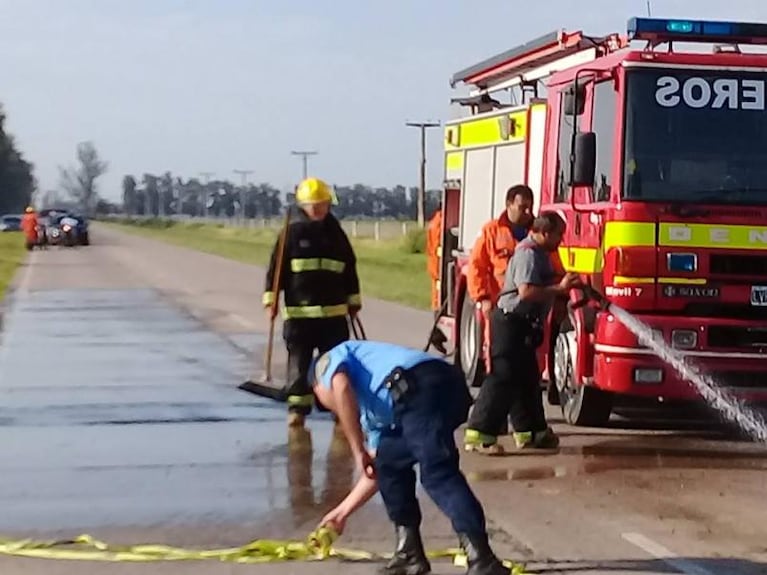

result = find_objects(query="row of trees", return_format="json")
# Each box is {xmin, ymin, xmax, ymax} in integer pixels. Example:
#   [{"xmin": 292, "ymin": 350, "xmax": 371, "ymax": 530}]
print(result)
[
  {"xmin": 0, "ymin": 106, "xmax": 35, "ymax": 215},
  {"xmin": 121, "ymin": 175, "xmax": 442, "ymax": 220}
]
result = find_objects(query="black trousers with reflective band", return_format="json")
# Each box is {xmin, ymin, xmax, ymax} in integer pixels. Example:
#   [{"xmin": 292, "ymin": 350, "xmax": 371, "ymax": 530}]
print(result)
[
  {"xmin": 283, "ymin": 316, "xmax": 349, "ymax": 415},
  {"xmin": 467, "ymin": 308, "xmax": 546, "ymax": 435}
]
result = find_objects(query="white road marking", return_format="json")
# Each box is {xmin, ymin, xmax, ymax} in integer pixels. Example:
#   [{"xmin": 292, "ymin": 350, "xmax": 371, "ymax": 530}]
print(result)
[{"xmin": 622, "ymin": 532, "xmax": 717, "ymax": 575}]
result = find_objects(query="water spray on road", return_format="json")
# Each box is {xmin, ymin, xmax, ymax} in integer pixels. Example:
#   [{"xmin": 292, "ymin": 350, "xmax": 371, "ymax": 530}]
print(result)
[{"xmin": 578, "ymin": 286, "xmax": 767, "ymax": 442}]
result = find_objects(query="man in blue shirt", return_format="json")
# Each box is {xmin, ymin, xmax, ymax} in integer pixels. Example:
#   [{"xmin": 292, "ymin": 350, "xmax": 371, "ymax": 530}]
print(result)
[{"xmin": 309, "ymin": 340, "xmax": 508, "ymax": 575}]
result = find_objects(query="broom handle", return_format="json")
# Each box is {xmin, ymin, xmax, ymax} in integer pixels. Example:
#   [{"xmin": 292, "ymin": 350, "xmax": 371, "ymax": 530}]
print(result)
[{"xmin": 265, "ymin": 206, "xmax": 292, "ymax": 379}]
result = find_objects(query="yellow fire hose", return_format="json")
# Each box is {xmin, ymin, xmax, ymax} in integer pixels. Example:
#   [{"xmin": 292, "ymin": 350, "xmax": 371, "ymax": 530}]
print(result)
[{"xmin": 0, "ymin": 527, "xmax": 527, "ymax": 572}]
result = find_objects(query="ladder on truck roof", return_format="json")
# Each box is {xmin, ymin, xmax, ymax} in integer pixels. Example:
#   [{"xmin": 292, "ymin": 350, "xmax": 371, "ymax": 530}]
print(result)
[{"xmin": 450, "ymin": 29, "xmax": 627, "ymax": 97}]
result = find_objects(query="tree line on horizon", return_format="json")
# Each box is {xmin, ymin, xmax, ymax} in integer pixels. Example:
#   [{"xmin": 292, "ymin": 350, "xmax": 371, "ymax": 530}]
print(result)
[
  {"xmin": 0, "ymin": 105, "xmax": 35, "ymax": 215},
  {"xmin": 121, "ymin": 174, "xmax": 442, "ymax": 220}
]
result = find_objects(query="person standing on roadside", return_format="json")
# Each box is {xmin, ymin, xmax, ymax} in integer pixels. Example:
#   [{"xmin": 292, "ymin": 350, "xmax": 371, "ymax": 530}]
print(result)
[
  {"xmin": 20, "ymin": 206, "xmax": 39, "ymax": 251},
  {"xmin": 464, "ymin": 211, "xmax": 580, "ymax": 454},
  {"xmin": 262, "ymin": 177, "xmax": 361, "ymax": 428},
  {"xmin": 465, "ymin": 185, "xmax": 565, "ymax": 440},
  {"xmin": 426, "ymin": 205, "xmax": 448, "ymax": 353}
]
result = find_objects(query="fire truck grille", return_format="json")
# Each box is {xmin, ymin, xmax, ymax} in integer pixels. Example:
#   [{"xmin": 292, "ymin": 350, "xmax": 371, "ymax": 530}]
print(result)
[
  {"xmin": 709, "ymin": 254, "xmax": 767, "ymax": 276},
  {"xmin": 684, "ymin": 303, "xmax": 767, "ymax": 321},
  {"xmin": 708, "ymin": 371, "xmax": 767, "ymax": 390},
  {"xmin": 708, "ymin": 326, "xmax": 767, "ymax": 348}
]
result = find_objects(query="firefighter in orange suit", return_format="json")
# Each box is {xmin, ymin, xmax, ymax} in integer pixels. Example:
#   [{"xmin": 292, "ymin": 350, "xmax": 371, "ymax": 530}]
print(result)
[
  {"xmin": 20, "ymin": 206, "xmax": 39, "ymax": 251},
  {"xmin": 426, "ymin": 207, "xmax": 448, "ymax": 353}
]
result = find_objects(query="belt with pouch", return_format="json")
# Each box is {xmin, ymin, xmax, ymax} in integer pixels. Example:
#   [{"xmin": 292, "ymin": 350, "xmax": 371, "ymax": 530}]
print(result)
[
  {"xmin": 383, "ymin": 367, "xmax": 412, "ymax": 404},
  {"xmin": 500, "ymin": 310, "xmax": 544, "ymax": 348}
]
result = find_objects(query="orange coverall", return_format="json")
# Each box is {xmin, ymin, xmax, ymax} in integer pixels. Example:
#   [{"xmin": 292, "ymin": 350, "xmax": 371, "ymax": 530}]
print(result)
[
  {"xmin": 467, "ymin": 211, "xmax": 565, "ymax": 306},
  {"xmin": 467, "ymin": 211, "xmax": 566, "ymax": 370},
  {"xmin": 21, "ymin": 212, "xmax": 39, "ymax": 246},
  {"xmin": 426, "ymin": 210, "xmax": 442, "ymax": 311}
]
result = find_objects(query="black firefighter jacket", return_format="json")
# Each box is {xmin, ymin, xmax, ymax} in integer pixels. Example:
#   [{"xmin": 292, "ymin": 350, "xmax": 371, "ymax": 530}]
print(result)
[{"xmin": 263, "ymin": 209, "xmax": 361, "ymax": 320}]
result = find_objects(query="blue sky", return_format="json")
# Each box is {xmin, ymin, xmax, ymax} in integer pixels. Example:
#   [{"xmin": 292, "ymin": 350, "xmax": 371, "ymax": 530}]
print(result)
[{"xmin": 1, "ymin": 0, "xmax": 766, "ymax": 200}]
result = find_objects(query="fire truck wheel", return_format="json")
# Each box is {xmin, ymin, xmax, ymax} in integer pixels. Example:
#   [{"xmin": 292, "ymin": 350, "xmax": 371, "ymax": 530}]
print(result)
[
  {"xmin": 456, "ymin": 294, "xmax": 485, "ymax": 389},
  {"xmin": 554, "ymin": 329, "xmax": 613, "ymax": 427}
]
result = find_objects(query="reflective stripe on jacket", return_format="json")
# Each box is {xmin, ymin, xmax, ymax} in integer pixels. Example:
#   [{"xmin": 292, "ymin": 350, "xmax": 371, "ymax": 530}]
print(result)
[{"xmin": 263, "ymin": 209, "xmax": 361, "ymax": 319}]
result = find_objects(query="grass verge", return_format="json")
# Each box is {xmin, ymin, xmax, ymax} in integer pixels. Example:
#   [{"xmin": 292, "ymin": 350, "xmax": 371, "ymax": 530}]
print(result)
[
  {"xmin": 0, "ymin": 233, "xmax": 27, "ymax": 301},
  {"xmin": 103, "ymin": 218, "xmax": 432, "ymax": 309}
]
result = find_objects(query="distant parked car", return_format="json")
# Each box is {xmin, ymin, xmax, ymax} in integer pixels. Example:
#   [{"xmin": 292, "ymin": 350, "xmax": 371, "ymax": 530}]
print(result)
[
  {"xmin": 0, "ymin": 214, "xmax": 22, "ymax": 232},
  {"xmin": 70, "ymin": 214, "xmax": 90, "ymax": 245}
]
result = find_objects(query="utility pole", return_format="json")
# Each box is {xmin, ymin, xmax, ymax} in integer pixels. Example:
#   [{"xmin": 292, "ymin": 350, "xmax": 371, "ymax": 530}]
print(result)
[
  {"xmin": 291, "ymin": 150, "xmax": 318, "ymax": 180},
  {"xmin": 405, "ymin": 120, "xmax": 440, "ymax": 227},
  {"xmin": 199, "ymin": 172, "xmax": 215, "ymax": 218},
  {"xmin": 233, "ymin": 169, "xmax": 253, "ymax": 219}
]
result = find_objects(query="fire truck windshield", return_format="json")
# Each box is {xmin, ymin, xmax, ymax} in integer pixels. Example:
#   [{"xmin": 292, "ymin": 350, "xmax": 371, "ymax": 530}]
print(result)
[{"xmin": 623, "ymin": 68, "xmax": 767, "ymax": 205}]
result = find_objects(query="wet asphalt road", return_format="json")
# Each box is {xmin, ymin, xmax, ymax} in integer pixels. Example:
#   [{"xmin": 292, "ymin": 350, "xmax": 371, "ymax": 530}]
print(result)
[{"xmin": 0, "ymin": 224, "xmax": 766, "ymax": 574}]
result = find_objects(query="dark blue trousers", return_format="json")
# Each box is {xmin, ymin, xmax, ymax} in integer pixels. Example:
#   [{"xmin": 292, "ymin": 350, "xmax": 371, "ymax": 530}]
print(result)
[{"xmin": 374, "ymin": 360, "xmax": 487, "ymax": 536}]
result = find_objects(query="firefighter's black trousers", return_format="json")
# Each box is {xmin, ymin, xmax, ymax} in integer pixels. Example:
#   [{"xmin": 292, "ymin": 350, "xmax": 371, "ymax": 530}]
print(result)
[
  {"xmin": 466, "ymin": 308, "xmax": 547, "ymax": 436},
  {"xmin": 283, "ymin": 316, "xmax": 349, "ymax": 415}
]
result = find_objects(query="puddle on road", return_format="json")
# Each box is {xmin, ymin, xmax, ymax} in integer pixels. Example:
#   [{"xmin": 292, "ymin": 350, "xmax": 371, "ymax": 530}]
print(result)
[{"xmin": 467, "ymin": 439, "xmax": 767, "ymax": 483}]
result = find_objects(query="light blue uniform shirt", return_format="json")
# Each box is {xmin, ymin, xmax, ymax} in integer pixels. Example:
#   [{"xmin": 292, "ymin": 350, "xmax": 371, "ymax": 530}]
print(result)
[{"xmin": 312, "ymin": 341, "xmax": 443, "ymax": 450}]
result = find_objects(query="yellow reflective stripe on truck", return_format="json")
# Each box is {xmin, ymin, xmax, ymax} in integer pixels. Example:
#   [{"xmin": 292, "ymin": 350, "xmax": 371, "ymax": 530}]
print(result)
[
  {"xmin": 290, "ymin": 258, "xmax": 346, "ymax": 273},
  {"xmin": 559, "ymin": 220, "xmax": 767, "ymax": 276},
  {"xmin": 658, "ymin": 222, "xmax": 767, "ymax": 250},
  {"xmin": 558, "ymin": 247, "xmax": 601, "ymax": 275},
  {"xmin": 444, "ymin": 110, "xmax": 528, "ymax": 149},
  {"xmin": 559, "ymin": 221, "xmax": 654, "ymax": 274},
  {"xmin": 602, "ymin": 221, "xmax": 656, "ymax": 250},
  {"xmin": 445, "ymin": 151, "xmax": 463, "ymax": 171}
]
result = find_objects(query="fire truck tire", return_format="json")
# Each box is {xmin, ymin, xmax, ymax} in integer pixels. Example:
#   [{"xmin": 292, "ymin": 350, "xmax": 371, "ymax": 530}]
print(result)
[
  {"xmin": 456, "ymin": 294, "xmax": 485, "ymax": 389},
  {"xmin": 545, "ymin": 323, "xmax": 561, "ymax": 406},
  {"xmin": 554, "ymin": 329, "xmax": 612, "ymax": 427}
]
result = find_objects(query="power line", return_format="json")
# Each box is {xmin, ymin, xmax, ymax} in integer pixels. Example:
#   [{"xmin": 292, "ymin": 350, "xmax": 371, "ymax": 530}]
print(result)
[
  {"xmin": 405, "ymin": 121, "xmax": 441, "ymax": 227},
  {"xmin": 291, "ymin": 150, "xmax": 318, "ymax": 180}
]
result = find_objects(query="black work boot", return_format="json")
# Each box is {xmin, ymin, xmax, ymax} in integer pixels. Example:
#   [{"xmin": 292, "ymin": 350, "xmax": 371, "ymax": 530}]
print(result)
[
  {"xmin": 378, "ymin": 525, "xmax": 431, "ymax": 575},
  {"xmin": 457, "ymin": 533, "xmax": 508, "ymax": 575}
]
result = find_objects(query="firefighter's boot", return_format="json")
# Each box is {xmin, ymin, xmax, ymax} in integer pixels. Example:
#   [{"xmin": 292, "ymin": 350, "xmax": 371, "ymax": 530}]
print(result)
[
  {"xmin": 287, "ymin": 411, "xmax": 305, "ymax": 428},
  {"xmin": 457, "ymin": 533, "xmax": 508, "ymax": 575},
  {"xmin": 378, "ymin": 525, "xmax": 431, "ymax": 575},
  {"xmin": 464, "ymin": 429, "xmax": 505, "ymax": 456},
  {"xmin": 513, "ymin": 427, "xmax": 559, "ymax": 449}
]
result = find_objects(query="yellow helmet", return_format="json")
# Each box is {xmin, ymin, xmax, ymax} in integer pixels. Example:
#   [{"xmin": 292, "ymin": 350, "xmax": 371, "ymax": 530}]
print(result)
[
  {"xmin": 25, "ymin": 206, "xmax": 35, "ymax": 213},
  {"xmin": 295, "ymin": 177, "xmax": 337, "ymax": 205}
]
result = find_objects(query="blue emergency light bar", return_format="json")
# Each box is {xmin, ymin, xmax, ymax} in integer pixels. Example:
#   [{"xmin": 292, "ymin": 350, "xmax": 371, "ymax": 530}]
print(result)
[{"xmin": 628, "ymin": 17, "xmax": 767, "ymax": 45}]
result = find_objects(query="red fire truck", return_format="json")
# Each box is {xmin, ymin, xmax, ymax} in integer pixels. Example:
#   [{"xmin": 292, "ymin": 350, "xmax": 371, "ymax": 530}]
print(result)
[{"xmin": 436, "ymin": 17, "xmax": 767, "ymax": 426}]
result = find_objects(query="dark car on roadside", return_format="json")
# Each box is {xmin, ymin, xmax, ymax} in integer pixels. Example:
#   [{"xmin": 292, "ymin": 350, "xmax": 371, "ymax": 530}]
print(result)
[
  {"xmin": 0, "ymin": 214, "xmax": 22, "ymax": 232},
  {"xmin": 70, "ymin": 214, "xmax": 90, "ymax": 245}
]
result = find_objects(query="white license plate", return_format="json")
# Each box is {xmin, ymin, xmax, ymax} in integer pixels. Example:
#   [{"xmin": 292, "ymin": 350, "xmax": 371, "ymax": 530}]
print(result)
[{"xmin": 750, "ymin": 286, "xmax": 767, "ymax": 306}]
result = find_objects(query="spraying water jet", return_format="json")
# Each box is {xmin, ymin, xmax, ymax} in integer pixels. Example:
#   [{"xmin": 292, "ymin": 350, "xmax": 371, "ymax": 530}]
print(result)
[{"xmin": 569, "ymin": 284, "xmax": 767, "ymax": 442}]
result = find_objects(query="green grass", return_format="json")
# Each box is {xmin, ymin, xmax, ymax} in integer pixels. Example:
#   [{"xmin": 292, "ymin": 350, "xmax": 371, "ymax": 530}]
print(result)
[
  {"xmin": 103, "ymin": 218, "xmax": 432, "ymax": 309},
  {"xmin": 0, "ymin": 233, "xmax": 27, "ymax": 300}
]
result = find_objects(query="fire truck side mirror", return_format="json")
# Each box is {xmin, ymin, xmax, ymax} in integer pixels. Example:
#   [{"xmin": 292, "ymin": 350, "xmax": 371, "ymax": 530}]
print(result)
[
  {"xmin": 563, "ymin": 83, "xmax": 587, "ymax": 116},
  {"xmin": 571, "ymin": 132, "xmax": 596, "ymax": 188}
]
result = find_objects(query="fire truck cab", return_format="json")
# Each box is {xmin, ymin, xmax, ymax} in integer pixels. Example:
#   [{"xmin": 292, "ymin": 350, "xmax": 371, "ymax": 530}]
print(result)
[{"xmin": 438, "ymin": 17, "xmax": 767, "ymax": 426}]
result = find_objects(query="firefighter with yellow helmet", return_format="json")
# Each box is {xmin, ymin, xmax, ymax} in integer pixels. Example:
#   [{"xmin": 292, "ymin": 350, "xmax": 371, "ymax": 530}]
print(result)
[{"xmin": 263, "ymin": 177, "xmax": 361, "ymax": 427}]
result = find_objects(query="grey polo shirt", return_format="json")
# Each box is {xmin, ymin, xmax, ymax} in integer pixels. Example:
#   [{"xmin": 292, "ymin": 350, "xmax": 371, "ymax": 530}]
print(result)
[{"xmin": 496, "ymin": 237, "xmax": 556, "ymax": 323}]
